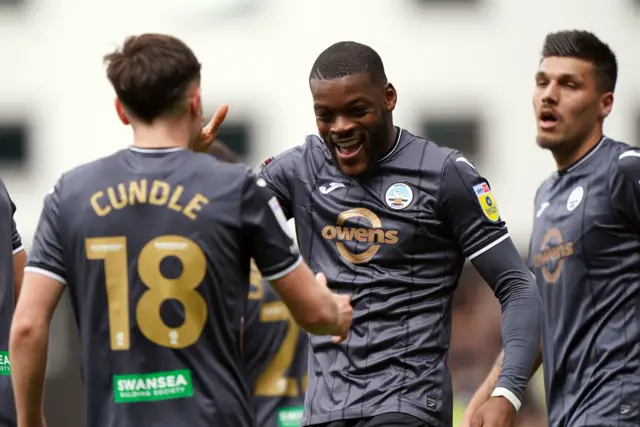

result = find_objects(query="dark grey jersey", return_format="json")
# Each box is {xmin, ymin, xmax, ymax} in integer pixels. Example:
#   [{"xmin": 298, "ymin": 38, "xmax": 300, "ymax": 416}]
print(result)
[
  {"xmin": 258, "ymin": 129, "xmax": 540, "ymax": 426},
  {"xmin": 0, "ymin": 181, "xmax": 23, "ymax": 427},
  {"xmin": 244, "ymin": 262, "xmax": 308, "ymax": 427},
  {"xmin": 528, "ymin": 137, "xmax": 640, "ymax": 427},
  {"xmin": 25, "ymin": 147, "xmax": 301, "ymax": 427}
]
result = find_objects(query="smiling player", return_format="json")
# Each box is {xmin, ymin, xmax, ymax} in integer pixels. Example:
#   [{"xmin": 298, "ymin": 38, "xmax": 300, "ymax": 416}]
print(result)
[{"xmin": 256, "ymin": 41, "xmax": 542, "ymax": 427}]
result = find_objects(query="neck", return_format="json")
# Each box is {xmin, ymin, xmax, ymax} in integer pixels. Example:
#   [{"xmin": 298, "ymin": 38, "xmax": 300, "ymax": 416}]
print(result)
[
  {"xmin": 131, "ymin": 119, "xmax": 192, "ymax": 150},
  {"xmin": 553, "ymin": 125, "xmax": 603, "ymax": 171},
  {"xmin": 382, "ymin": 120, "xmax": 398, "ymax": 154}
]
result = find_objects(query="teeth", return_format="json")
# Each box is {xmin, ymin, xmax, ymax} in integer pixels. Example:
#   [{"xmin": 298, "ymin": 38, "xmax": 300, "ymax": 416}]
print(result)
[{"xmin": 335, "ymin": 139, "xmax": 361, "ymax": 148}]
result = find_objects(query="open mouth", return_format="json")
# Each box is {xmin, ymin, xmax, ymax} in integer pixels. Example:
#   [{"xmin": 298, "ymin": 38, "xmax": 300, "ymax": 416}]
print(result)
[
  {"xmin": 334, "ymin": 138, "xmax": 364, "ymax": 159},
  {"xmin": 539, "ymin": 110, "xmax": 559, "ymax": 129}
]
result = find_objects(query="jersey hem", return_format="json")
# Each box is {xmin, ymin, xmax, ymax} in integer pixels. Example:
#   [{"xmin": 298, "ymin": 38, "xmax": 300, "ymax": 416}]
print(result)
[
  {"xmin": 262, "ymin": 255, "xmax": 303, "ymax": 281},
  {"xmin": 24, "ymin": 266, "xmax": 67, "ymax": 285},
  {"xmin": 300, "ymin": 403, "xmax": 444, "ymax": 427},
  {"xmin": 12, "ymin": 245, "xmax": 24, "ymax": 255}
]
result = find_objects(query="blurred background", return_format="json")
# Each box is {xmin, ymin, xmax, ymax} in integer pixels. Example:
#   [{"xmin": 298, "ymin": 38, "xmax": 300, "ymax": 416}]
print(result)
[{"xmin": 1, "ymin": 0, "xmax": 639, "ymax": 425}]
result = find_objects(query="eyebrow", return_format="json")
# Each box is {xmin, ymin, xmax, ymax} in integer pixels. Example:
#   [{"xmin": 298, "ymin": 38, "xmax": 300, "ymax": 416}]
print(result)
[
  {"xmin": 313, "ymin": 97, "xmax": 369, "ymax": 110},
  {"xmin": 536, "ymin": 71, "xmax": 581, "ymax": 80}
]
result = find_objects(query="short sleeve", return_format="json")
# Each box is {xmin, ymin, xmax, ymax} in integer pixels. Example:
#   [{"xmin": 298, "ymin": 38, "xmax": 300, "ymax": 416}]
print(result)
[
  {"xmin": 25, "ymin": 183, "xmax": 66, "ymax": 284},
  {"xmin": 255, "ymin": 145, "xmax": 304, "ymax": 219},
  {"xmin": 438, "ymin": 154, "xmax": 509, "ymax": 260},
  {"xmin": 241, "ymin": 172, "xmax": 302, "ymax": 281},
  {"xmin": 9, "ymin": 197, "xmax": 23, "ymax": 254},
  {"xmin": 609, "ymin": 150, "xmax": 640, "ymax": 232}
]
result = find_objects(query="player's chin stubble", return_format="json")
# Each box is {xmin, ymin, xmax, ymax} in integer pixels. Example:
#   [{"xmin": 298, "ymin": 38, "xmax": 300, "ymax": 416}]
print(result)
[{"xmin": 536, "ymin": 135, "xmax": 564, "ymax": 150}]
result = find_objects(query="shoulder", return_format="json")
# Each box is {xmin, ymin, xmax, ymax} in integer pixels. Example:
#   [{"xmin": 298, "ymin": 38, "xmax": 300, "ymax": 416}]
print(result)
[
  {"xmin": 608, "ymin": 138, "xmax": 640, "ymax": 171},
  {"xmin": 191, "ymin": 150, "xmax": 252, "ymax": 178},
  {"xmin": 54, "ymin": 151, "xmax": 124, "ymax": 198},
  {"xmin": 390, "ymin": 128, "xmax": 475, "ymax": 184},
  {"xmin": 396, "ymin": 129, "xmax": 460, "ymax": 172},
  {"xmin": 256, "ymin": 134, "xmax": 329, "ymax": 173},
  {"xmin": 592, "ymin": 138, "xmax": 640, "ymax": 188}
]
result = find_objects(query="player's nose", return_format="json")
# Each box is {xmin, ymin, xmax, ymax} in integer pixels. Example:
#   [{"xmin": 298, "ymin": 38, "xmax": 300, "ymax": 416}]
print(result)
[
  {"xmin": 330, "ymin": 115, "xmax": 356, "ymax": 136},
  {"xmin": 540, "ymin": 83, "xmax": 559, "ymax": 105}
]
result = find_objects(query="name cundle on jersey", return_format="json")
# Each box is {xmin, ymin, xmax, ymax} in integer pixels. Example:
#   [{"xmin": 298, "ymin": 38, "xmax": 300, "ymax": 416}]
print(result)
[{"xmin": 89, "ymin": 179, "xmax": 209, "ymax": 220}]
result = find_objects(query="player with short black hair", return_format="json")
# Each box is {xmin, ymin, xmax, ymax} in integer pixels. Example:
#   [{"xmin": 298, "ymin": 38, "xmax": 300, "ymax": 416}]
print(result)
[
  {"xmin": 207, "ymin": 141, "xmax": 309, "ymax": 427},
  {"xmin": 541, "ymin": 30, "xmax": 617, "ymax": 93},
  {"xmin": 309, "ymin": 41, "xmax": 387, "ymax": 84},
  {"xmin": 462, "ymin": 30, "xmax": 640, "ymax": 427},
  {"xmin": 0, "ymin": 180, "xmax": 26, "ymax": 427},
  {"xmin": 252, "ymin": 40, "xmax": 542, "ymax": 427},
  {"xmin": 9, "ymin": 33, "xmax": 352, "ymax": 427}
]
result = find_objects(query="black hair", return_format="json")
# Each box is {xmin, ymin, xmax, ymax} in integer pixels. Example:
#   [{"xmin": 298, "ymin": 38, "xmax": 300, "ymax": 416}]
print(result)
[
  {"xmin": 542, "ymin": 30, "xmax": 617, "ymax": 93},
  {"xmin": 309, "ymin": 41, "xmax": 387, "ymax": 84}
]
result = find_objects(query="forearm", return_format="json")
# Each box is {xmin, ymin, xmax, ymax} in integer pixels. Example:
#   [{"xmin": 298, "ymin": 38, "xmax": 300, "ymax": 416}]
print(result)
[
  {"xmin": 471, "ymin": 238, "xmax": 542, "ymax": 406},
  {"xmin": 494, "ymin": 277, "xmax": 541, "ymax": 405},
  {"xmin": 463, "ymin": 344, "xmax": 543, "ymax": 423},
  {"xmin": 10, "ymin": 320, "xmax": 50, "ymax": 426},
  {"xmin": 271, "ymin": 265, "xmax": 339, "ymax": 335},
  {"xmin": 13, "ymin": 249, "xmax": 26, "ymax": 304},
  {"xmin": 461, "ymin": 353, "xmax": 504, "ymax": 423}
]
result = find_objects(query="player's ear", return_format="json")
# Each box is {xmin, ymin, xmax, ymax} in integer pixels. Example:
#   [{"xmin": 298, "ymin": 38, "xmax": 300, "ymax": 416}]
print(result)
[
  {"xmin": 383, "ymin": 83, "xmax": 397, "ymax": 112},
  {"xmin": 114, "ymin": 99, "xmax": 130, "ymax": 125},
  {"xmin": 189, "ymin": 87, "xmax": 202, "ymax": 118},
  {"xmin": 599, "ymin": 92, "xmax": 614, "ymax": 119}
]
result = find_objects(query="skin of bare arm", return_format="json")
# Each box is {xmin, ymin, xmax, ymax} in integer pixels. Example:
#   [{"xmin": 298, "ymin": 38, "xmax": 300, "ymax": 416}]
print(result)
[{"xmin": 460, "ymin": 342, "xmax": 543, "ymax": 426}]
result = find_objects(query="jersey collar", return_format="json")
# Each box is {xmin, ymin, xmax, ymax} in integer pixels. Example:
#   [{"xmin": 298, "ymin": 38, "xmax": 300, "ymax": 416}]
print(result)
[
  {"xmin": 557, "ymin": 135, "xmax": 607, "ymax": 176},
  {"xmin": 377, "ymin": 127, "xmax": 403, "ymax": 163},
  {"xmin": 128, "ymin": 146, "xmax": 185, "ymax": 153}
]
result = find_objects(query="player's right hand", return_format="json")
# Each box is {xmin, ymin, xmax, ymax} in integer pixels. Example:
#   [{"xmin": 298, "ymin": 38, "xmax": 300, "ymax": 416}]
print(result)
[
  {"xmin": 468, "ymin": 396, "xmax": 516, "ymax": 427},
  {"xmin": 315, "ymin": 272, "xmax": 353, "ymax": 343}
]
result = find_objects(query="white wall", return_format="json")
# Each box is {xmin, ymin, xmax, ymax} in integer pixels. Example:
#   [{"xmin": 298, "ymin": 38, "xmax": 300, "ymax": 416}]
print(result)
[{"xmin": 1, "ymin": 0, "xmax": 638, "ymax": 249}]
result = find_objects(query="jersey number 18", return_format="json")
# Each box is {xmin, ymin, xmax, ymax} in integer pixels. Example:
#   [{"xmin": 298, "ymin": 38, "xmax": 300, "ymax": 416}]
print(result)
[{"xmin": 85, "ymin": 235, "xmax": 207, "ymax": 350}]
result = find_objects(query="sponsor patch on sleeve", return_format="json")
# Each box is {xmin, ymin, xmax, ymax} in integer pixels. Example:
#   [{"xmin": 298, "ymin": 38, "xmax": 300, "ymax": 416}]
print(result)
[{"xmin": 472, "ymin": 183, "xmax": 500, "ymax": 222}]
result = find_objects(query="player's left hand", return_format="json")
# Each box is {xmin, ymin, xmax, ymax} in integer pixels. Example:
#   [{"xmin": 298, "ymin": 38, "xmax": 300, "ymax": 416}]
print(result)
[
  {"xmin": 469, "ymin": 396, "xmax": 516, "ymax": 427},
  {"xmin": 192, "ymin": 104, "xmax": 229, "ymax": 152}
]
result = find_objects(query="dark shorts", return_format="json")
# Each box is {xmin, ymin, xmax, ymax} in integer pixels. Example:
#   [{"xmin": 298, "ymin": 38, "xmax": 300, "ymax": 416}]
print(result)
[{"xmin": 309, "ymin": 413, "xmax": 430, "ymax": 427}]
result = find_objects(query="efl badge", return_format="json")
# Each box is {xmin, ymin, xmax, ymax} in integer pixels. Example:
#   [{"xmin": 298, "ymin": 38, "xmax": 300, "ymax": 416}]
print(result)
[
  {"xmin": 255, "ymin": 156, "xmax": 275, "ymax": 172},
  {"xmin": 385, "ymin": 183, "xmax": 413, "ymax": 210},
  {"xmin": 472, "ymin": 183, "xmax": 500, "ymax": 222}
]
